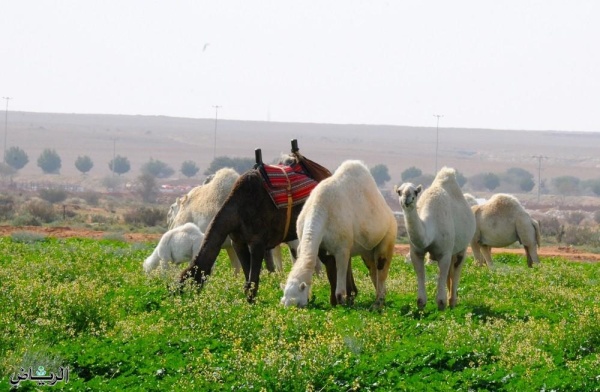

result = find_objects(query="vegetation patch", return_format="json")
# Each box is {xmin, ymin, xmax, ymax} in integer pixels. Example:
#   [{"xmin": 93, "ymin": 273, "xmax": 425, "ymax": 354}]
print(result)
[{"xmin": 0, "ymin": 238, "xmax": 599, "ymax": 391}]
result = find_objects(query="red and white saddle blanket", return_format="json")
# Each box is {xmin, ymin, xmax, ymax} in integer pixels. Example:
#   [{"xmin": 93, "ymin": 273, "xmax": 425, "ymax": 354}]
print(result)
[{"xmin": 260, "ymin": 163, "xmax": 319, "ymax": 209}]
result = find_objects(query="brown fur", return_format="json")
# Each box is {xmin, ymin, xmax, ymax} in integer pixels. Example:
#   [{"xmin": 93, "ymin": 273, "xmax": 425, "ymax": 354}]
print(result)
[{"xmin": 180, "ymin": 164, "xmax": 352, "ymax": 303}]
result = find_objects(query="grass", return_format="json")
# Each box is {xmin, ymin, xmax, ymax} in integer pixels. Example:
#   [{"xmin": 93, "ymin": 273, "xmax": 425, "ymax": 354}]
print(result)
[{"xmin": 0, "ymin": 237, "xmax": 599, "ymax": 391}]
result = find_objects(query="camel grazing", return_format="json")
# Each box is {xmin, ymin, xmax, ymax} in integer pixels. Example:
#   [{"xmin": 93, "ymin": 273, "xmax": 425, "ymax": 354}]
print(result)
[
  {"xmin": 395, "ymin": 167, "xmax": 475, "ymax": 310},
  {"xmin": 169, "ymin": 168, "xmax": 245, "ymax": 274},
  {"xmin": 281, "ymin": 160, "xmax": 397, "ymax": 309},
  {"xmin": 143, "ymin": 223, "xmax": 204, "ymax": 274},
  {"xmin": 471, "ymin": 193, "xmax": 541, "ymax": 268},
  {"xmin": 180, "ymin": 149, "xmax": 341, "ymax": 303}
]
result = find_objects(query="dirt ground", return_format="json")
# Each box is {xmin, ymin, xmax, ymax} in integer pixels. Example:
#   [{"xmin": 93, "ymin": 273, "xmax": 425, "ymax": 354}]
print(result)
[{"xmin": 1, "ymin": 225, "xmax": 599, "ymax": 263}]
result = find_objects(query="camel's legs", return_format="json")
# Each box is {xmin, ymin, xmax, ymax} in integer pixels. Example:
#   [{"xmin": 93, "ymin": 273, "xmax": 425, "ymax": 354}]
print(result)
[
  {"xmin": 225, "ymin": 246, "xmax": 242, "ymax": 275},
  {"xmin": 436, "ymin": 254, "xmax": 452, "ymax": 311},
  {"xmin": 448, "ymin": 251, "xmax": 466, "ymax": 308},
  {"xmin": 524, "ymin": 245, "xmax": 536, "ymax": 267},
  {"xmin": 365, "ymin": 252, "xmax": 391, "ymax": 309},
  {"xmin": 334, "ymin": 249, "xmax": 351, "ymax": 305},
  {"xmin": 480, "ymin": 245, "xmax": 494, "ymax": 268},
  {"xmin": 264, "ymin": 248, "xmax": 276, "ymax": 273},
  {"xmin": 411, "ymin": 248, "xmax": 428, "ymax": 310},
  {"xmin": 319, "ymin": 251, "xmax": 338, "ymax": 306},
  {"xmin": 246, "ymin": 243, "xmax": 267, "ymax": 303},
  {"xmin": 269, "ymin": 245, "xmax": 283, "ymax": 272},
  {"xmin": 232, "ymin": 242, "xmax": 252, "ymax": 283},
  {"xmin": 470, "ymin": 241, "xmax": 486, "ymax": 267}
]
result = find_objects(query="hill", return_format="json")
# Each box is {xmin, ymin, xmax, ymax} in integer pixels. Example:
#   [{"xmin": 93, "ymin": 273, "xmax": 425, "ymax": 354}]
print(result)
[{"xmin": 3, "ymin": 111, "xmax": 600, "ymax": 189}]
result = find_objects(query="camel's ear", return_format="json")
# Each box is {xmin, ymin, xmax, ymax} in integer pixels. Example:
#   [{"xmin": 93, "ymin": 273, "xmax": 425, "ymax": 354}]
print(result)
[
  {"xmin": 299, "ymin": 282, "xmax": 307, "ymax": 292},
  {"xmin": 280, "ymin": 283, "xmax": 286, "ymax": 291},
  {"xmin": 416, "ymin": 185, "xmax": 423, "ymax": 195},
  {"xmin": 393, "ymin": 184, "xmax": 399, "ymax": 194}
]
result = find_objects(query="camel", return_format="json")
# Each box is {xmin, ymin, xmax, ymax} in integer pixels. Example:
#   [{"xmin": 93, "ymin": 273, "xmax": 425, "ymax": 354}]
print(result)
[
  {"xmin": 143, "ymin": 223, "xmax": 204, "ymax": 274},
  {"xmin": 180, "ymin": 151, "xmax": 345, "ymax": 303},
  {"xmin": 471, "ymin": 193, "xmax": 541, "ymax": 268},
  {"xmin": 281, "ymin": 160, "xmax": 397, "ymax": 309},
  {"xmin": 168, "ymin": 168, "xmax": 245, "ymax": 274},
  {"xmin": 395, "ymin": 167, "xmax": 475, "ymax": 310}
]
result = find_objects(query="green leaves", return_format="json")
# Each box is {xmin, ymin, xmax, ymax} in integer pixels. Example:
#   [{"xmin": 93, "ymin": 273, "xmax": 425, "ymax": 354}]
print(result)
[{"xmin": 0, "ymin": 240, "xmax": 599, "ymax": 391}]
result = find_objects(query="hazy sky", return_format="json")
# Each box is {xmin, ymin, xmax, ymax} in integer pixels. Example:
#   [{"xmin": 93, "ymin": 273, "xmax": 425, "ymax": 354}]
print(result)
[{"xmin": 1, "ymin": 1, "xmax": 599, "ymax": 132}]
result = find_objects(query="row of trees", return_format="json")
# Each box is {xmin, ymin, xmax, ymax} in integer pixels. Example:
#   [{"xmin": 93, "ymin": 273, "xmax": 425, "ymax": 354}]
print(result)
[
  {"xmin": 3, "ymin": 145, "xmax": 600, "ymax": 198},
  {"xmin": 0, "ymin": 146, "xmax": 202, "ymax": 178}
]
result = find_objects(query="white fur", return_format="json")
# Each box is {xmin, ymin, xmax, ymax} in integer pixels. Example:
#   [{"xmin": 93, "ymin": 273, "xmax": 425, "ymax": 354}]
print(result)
[
  {"xmin": 143, "ymin": 223, "xmax": 204, "ymax": 273},
  {"xmin": 281, "ymin": 160, "xmax": 397, "ymax": 308},
  {"xmin": 168, "ymin": 168, "xmax": 244, "ymax": 274},
  {"xmin": 395, "ymin": 167, "xmax": 476, "ymax": 310},
  {"xmin": 471, "ymin": 193, "xmax": 541, "ymax": 267}
]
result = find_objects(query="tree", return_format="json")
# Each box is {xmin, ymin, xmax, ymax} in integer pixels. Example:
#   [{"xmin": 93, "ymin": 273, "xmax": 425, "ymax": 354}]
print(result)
[
  {"xmin": 141, "ymin": 158, "xmax": 175, "ymax": 178},
  {"xmin": 137, "ymin": 173, "xmax": 159, "ymax": 203},
  {"xmin": 75, "ymin": 155, "xmax": 94, "ymax": 174},
  {"xmin": 370, "ymin": 164, "xmax": 391, "ymax": 187},
  {"xmin": 204, "ymin": 156, "xmax": 254, "ymax": 175},
  {"xmin": 552, "ymin": 176, "xmax": 580, "ymax": 196},
  {"xmin": 401, "ymin": 166, "xmax": 422, "ymax": 182},
  {"xmin": 505, "ymin": 167, "xmax": 535, "ymax": 192},
  {"xmin": 483, "ymin": 172, "xmax": 500, "ymax": 191},
  {"xmin": 455, "ymin": 171, "xmax": 467, "ymax": 188},
  {"xmin": 109, "ymin": 155, "xmax": 131, "ymax": 176},
  {"xmin": 181, "ymin": 160, "xmax": 200, "ymax": 178},
  {"xmin": 5, "ymin": 146, "xmax": 29, "ymax": 170},
  {"xmin": 37, "ymin": 148, "xmax": 62, "ymax": 174}
]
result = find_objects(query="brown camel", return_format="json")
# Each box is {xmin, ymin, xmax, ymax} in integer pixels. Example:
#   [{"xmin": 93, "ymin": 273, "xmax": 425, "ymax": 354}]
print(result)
[{"xmin": 180, "ymin": 144, "xmax": 356, "ymax": 304}]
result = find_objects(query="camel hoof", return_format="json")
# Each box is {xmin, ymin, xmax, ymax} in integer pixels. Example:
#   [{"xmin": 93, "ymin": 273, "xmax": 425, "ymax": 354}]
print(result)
[
  {"xmin": 437, "ymin": 299, "xmax": 447, "ymax": 311},
  {"xmin": 370, "ymin": 298, "xmax": 384, "ymax": 311}
]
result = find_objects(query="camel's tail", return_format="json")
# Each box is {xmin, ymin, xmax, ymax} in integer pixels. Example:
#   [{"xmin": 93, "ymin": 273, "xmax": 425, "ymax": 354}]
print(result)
[{"xmin": 532, "ymin": 219, "xmax": 541, "ymax": 248}]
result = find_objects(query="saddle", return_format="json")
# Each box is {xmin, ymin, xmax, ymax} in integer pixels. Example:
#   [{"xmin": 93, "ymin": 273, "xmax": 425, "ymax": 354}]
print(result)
[
  {"xmin": 254, "ymin": 140, "xmax": 330, "ymax": 242},
  {"xmin": 260, "ymin": 163, "xmax": 318, "ymax": 209}
]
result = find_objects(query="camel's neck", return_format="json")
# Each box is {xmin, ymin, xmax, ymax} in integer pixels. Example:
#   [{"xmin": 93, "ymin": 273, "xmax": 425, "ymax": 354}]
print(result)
[
  {"xmin": 190, "ymin": 202, "xmax": 239, "ymax": 278},
  {"xmin": 290, "ymin": 210, "xmax": 326, "ymax": 281},
  {"xmin": 403, "ymin": 207, "xmax": 429, "ymax": 250}
]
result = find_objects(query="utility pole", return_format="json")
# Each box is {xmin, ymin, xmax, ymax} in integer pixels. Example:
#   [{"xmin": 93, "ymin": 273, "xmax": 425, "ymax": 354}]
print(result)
[
  {"xmin": 212, "ymin": 105, "xmax": 221, "ymax": 160},
  {"xmin": 433, "ymin": 114, "xmax": 443, "ymax": 174},
  {"xmin": 111, "ymin": 137, "xmax": 117, "ymax": 177},
  {"xmin": 532, "ymin": 155, "xmax": 547, "ymax": 203},
  {"xmin": 3, "ymin": 97, "xmax": 11, "ymax": 163}
]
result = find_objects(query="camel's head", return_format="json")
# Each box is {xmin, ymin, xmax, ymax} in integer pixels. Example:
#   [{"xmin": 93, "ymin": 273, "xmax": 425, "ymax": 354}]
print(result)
[
  {"xmin": 166, "ymin": 199, "xmax": 180, "ymax": 228},
  {"xmin": 280, "ymin": 279, "xmax": 312, "ymax": 307},
  {"xmin": 395, "ymin": 183, "xmax": 422, "ymax": 209}
]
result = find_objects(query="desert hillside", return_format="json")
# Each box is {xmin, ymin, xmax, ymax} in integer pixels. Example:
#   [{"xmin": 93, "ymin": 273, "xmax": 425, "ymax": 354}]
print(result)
[{"xmin": 3, "ymin": 111, "xmax": 600, "ymax": 189}]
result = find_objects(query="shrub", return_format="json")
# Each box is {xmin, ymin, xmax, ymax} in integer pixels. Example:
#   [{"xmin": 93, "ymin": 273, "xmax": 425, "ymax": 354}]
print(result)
[
  {"xmin": 563, "ymin": 226, "xmax": 600, "ymax": 247},
  {"xmin": 0, "ymin": 194, "xmax": 15, "ymax": 220},
  {"xmin": 537, "ymin": 215, "xmax": 562, "ymax": 237},
  {"xmin": 39, "ymin": 188, "xmax": 68, "ymax": 204},
  {"xmin": 566, "ymin": 211, "xmax": 586, "ymax": 226},
  {"xmin": 22, "ymin": 199, "xmax": 56, "ymax": 223},
  {"xmin": 11, "ymin": 231, "xmax": 48, "ymax": 243},
  {"xmin": 81, "ymin": 191, "xmax": 100, "ymax": 206},
  {"xmin": 123, "ymin": 206, "xmax": 165, "ymax": 227}
]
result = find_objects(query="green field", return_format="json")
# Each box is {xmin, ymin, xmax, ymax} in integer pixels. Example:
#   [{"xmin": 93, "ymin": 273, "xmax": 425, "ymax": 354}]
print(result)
[{"xmin": 1, "ymin": 236, "xmax": 599, "ymax": 391}]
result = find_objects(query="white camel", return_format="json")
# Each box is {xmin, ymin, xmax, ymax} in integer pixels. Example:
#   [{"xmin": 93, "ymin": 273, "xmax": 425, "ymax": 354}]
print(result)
[
  {"xmin": 169, "ymin": 168, "xmax": 244, "ymax": 274},
  {"xmin": 471, "ymin": 193, "xmax": 541, "ymax": 268},
  {"xmin": 143, "ymin": 223, "xmax": 204, "ymax": 274},
  {"xmin": 395, "ymin": 167, "xmax": 475, "ymax": 310},
  {"xmin": 281, "ymin": 160, "xmax": 397, "ymax": 309}
]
